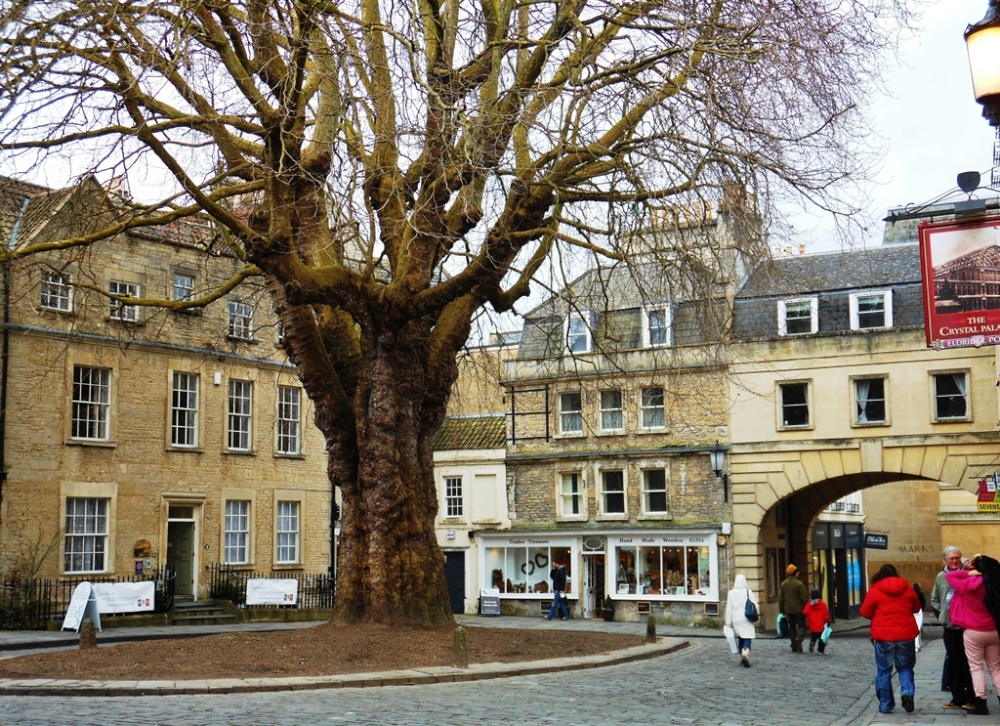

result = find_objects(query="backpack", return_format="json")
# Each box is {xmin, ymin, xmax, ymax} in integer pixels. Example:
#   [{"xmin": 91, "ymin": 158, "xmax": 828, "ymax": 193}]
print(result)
[{"xmin": 744, "ymin": 590, "xmax": 759, "ymax": 622}]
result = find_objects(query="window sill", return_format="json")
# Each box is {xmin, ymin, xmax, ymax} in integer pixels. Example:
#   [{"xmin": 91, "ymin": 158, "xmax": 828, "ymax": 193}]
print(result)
[
  {"xmin": 638, "ymin": 427, "xmax": 668, "ymax": 434},
  {"xmin": 933, "ymin": 418, "xmax": 971, "ymax": 424},
  {"xmin": 638, "ymin": 512, "xmax": 671, "ymax": 520},
  {"xmin": 274, "ymin": 452, "xmax": 305, "ymax": 460},
  {"xmin": 223, "ymin": 449, "xmax": 258, "ymax": 457},
  {"xmin": 66, "ymin": 438, "xmax": 117, "ymax": 448},
  {"xmin": 219, "ymin": 563, "xmax": 254, "ymax": 570},
  {"xmin": 554, "ymin": 431, "xmax": 585, "ymax": 439},
  {"xmin": 40, "ymin": 307, "xmax": 74, "ymax": 316},
  {"xmin": 777, "ymin": 425, "xmax": 813, "ymax": 432},
  {"xmin": 851, "ymin": 421, "xmax": 889, "ymax": 428},
  {"xmin": 557, "ymin": 517, "xmax": 588, "ymax": 524},
  {"xmin": 271, "ymin": 563, "xmax": 303, "ymax": 570},
  {"xmin": 167, "ymin": 446, "xmax": 204, "ymax": 453},
  {"xmin": 597, "ymin": 429, "xmax": 625, "ymax": 436},
  {"xmin": 597, "ymin": 513, "xmax": 629, "ymax": 522},
  {"xmin": 226, "ymin": 336, "xmax": 257, "ymax": 344}
]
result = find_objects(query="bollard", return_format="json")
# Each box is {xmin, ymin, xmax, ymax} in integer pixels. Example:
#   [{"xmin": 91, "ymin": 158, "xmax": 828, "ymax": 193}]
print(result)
[
  {"xmin": 454, "ymin": 625, "xmax": 469, "ymax": 668},
  {"xmin": 646, "ymin": 614, "xmax": 657, "ymax": 643},
  {"xmin": 79, "ymin": 617, "xmax": 98, "ymax": 650}
]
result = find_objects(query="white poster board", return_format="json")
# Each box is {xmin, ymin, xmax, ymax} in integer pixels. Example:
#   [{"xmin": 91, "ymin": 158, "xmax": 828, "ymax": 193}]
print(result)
[
  {"xmin": 245, "ymin": 578, "xmax": 298, "ymax": 605},
  {"xmin": 61, "ymin": 582, "xmax": 102, "ymax": 632},
  {"xmin": 92, "ymin": 581, "xmax": 156, "ymax": 613}
]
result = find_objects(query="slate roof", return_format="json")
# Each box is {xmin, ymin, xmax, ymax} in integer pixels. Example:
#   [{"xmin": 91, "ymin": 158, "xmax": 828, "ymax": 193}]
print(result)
[
  {"xmin": 736, "ymin": 244, "xmax": 922, "ymax": 299},
  {"xmin": 432, "ymin": 415, "xmax": 506, "ymax": 451}
]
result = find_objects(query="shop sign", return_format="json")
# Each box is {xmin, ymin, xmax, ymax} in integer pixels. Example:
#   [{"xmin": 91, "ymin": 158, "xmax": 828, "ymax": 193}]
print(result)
[
  {"xmin": 479, "ymin": 589, "xmax": 501, "ymax": 616},
  {"xmin": 865, "ymin": 533, "xmax": 889, "ymax": 550},
  {"xmin": 978, "ymin": 475, "xmax": 1000, "ymax": 513}
]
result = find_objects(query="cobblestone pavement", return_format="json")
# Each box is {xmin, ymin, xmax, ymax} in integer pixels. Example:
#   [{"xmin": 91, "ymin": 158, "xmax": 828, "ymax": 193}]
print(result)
[{"xmin": 2, "ymin": 622, "xmax": 988, "ymax": 725}]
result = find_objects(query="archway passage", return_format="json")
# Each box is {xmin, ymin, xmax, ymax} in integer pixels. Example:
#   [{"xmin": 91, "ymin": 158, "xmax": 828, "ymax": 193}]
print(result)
[{"xmin": 729, "ymin": 439, "xmax": 999, "ymax": 623}]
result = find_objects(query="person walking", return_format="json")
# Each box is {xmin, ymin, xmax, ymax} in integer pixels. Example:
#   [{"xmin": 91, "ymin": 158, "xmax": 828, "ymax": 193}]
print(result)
[
  {"xmin": 545, "ymin": 561, "xmax": 570, "ymax": 621},
  {"xmin": 931, "ymin": 545, "xmax": 975, "ymax": 711},
  {"xmin": 946, "ymin": 554, "xmax": 1000, "ymax": 715},
  {"xmin": 860, "ymin": 563, "xmax": 921, "ymax": 715},
  {"xmin": 779, "ymin": 564, "xmax": 808, "ymax": 653},
  {"xmin": 724, "ymin": 573, "xmax": 758, "ymax": 668},
  {"xmin": 802, "ymin": 587, "xmax": 831, "ymax": 654}
]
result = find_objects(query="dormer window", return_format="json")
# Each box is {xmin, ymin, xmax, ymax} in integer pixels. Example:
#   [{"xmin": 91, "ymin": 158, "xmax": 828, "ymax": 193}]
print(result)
[
  {"xmin": 778, "ymin": 298, "xmax": 818, "ymax": 336},
  {"xmin": 850, "ymin": 291, "xmax": 892, "ymax": 330},
  {"xmin": 565, "ymin": 312, "xmax": 592, "ymax": 353},
  {"xmin": 643, "ymin": 305, "xmax": 671, "ymax": 347}
]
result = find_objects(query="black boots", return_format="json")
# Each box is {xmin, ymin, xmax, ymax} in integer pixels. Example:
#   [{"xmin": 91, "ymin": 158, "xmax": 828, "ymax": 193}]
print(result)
[{"xmin": 971, "ymin": 697, "xmax": 990, "ymax": 715}]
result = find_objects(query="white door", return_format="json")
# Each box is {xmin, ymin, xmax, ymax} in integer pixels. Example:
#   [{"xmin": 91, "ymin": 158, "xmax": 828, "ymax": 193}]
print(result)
[{"xmin": 584, "ymin": 554, "xmax": 599, "ymax": 617}]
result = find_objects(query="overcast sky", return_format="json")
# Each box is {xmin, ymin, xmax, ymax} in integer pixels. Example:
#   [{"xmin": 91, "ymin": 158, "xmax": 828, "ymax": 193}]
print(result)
[{"xmin": 834, "ymin": 0, "xmax": 999, "ymax": 251}]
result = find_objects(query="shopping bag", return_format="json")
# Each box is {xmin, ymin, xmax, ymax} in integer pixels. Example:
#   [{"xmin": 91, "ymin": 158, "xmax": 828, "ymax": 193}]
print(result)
[
  {"xmin": 776, "ymin": 612, "xmax": 788, "ymax": 637},
  {"xmin": 723, "ymin": 624, "xmax": 738, "ymax": 653},
  {"xmin": 820, "ymin": 623, "xmax": 832, "ymax": 644}
]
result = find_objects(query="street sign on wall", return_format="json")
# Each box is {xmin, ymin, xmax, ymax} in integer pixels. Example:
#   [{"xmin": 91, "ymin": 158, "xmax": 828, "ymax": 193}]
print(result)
[{"xmin": 864, "ymin": 533, "xmax": 889, "ymax": 550}]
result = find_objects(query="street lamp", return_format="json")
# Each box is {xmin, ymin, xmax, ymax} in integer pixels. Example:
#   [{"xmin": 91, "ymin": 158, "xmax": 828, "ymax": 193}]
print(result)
[
  {"xmin": 709, "ymin": 441, "xmax": 729, "ymax": 503},
  {"xmin": 966, "ymin": 0, "xmax": 1000, "ymax": 125}
]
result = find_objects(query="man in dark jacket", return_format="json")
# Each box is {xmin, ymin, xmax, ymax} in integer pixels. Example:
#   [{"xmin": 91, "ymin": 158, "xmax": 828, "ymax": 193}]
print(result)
[
  {"xmin": 931, "ymin": 546, "xmax": 974, "ymax": 711},
  {"xmin": 545, "ymin": 562, "xmax": 570, "ymax": 620},
  {"xmin": 780, "ymin": 564, "xmax": 809, "ymax": 653}
]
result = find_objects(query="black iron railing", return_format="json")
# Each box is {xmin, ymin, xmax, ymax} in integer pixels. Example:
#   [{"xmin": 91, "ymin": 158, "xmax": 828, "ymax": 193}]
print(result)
[{"xmin": 207, "ymin": 563, "xmax": 334, "ymax": 609}]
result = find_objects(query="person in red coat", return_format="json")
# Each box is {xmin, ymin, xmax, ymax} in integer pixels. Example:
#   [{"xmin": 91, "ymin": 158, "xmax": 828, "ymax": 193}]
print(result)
[
  {"xmin": 860, "ymin": 563, "xmax": 921, "ymax": 715},
  {"xmin": 802, "ymin": 587, "xmax": 831, "ymax": 654}
]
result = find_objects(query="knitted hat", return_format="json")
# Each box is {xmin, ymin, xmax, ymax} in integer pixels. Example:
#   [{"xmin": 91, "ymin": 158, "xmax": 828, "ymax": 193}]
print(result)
[
  {"xmin": 786, "ymin": 564, "xmax": 798, "ymax": 575},
  {"xmin": 810, "ymin": 587, "xmax": 821, "ymax": 599}
]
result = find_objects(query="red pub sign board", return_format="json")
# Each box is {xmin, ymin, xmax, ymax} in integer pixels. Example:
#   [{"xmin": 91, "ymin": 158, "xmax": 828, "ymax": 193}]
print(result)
[{"xmin": 920, "ymin": 216, "xmax": 1000, "ymax": 349}]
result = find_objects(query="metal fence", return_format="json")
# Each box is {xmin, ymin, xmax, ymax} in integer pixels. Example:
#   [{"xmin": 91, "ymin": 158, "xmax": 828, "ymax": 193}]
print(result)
[
  {"xmin": 207, "ymin": 563, "xmax": 334, "ymax": 609},
  {"xmin": 0, "ymin": 566, "xmax": 176, "ymax": 630}
]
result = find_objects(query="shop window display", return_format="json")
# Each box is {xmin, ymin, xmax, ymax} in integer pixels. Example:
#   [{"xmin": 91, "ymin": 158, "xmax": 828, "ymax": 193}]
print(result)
[
  {"xmin": 485, "ymin": 544, "xmax": 572, "ymax": 595},
  {"xmin": 612, "ymin": 541, "xmax": 712, "ymax": 598}
]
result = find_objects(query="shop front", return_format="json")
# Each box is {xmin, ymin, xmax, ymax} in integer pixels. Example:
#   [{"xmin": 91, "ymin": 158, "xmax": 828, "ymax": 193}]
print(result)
[{"xmin": 480, "ymin": 530, "xmax": 722, "ymax": 623}]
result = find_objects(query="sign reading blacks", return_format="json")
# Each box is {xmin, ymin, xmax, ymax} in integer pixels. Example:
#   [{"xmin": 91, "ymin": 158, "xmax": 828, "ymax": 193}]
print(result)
[{"xmin": 865, "ymin": 533, "xmax": 889, "ymax": 550}]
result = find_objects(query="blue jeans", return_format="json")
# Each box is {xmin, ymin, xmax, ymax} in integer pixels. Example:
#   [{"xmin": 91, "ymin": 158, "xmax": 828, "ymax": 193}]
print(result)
[
  {"xmin": 737, "ymin": 637, "xmax": 752, "ymax": 651},
  {"xmin": 547, "ymin": 590, "xmax": 569, "ymax": 619},
  {"xmin": 873, "ymin": 639, "xmax": 916, "ymax": 713}
]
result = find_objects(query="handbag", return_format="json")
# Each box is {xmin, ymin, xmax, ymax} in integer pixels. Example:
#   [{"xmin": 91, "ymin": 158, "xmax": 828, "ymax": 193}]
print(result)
[
  {"xmin": 776, "ymin": 612, "xmax": 788, "ymax": 636},
  {"xmin": 744, "ymin": 590, "xmax": 759, "ymax": 622}
]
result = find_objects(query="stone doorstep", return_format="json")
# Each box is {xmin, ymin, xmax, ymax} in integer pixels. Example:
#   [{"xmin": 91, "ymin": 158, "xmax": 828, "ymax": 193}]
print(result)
[{"xmin": 0, "ymin": 637, "xmax": 688, "ymax": 697}]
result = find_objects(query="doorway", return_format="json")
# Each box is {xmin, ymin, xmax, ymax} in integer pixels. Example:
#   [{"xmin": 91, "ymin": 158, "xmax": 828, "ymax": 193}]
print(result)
[
  {"xmin": 443, "ymin": 550, "xmax": 466, "ymax": 614},
  {"xmin": 167, "ymin": 507, "xmax": 197, "ymax": 599},
  {"xmin": 583, "ymin": 553, "xmax": 606, "ymax": 618}
]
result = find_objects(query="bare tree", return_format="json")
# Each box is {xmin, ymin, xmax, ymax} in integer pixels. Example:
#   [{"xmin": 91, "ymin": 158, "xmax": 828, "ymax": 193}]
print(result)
[{"xmin": 0, "ymin": 0, "xmax": 910, "ymax": 625}]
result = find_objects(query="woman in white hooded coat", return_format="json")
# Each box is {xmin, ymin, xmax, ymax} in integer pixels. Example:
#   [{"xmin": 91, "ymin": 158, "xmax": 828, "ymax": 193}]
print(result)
[{"xmin": 725, "ymin": 573, "xmax": 759, "ymax": 667}]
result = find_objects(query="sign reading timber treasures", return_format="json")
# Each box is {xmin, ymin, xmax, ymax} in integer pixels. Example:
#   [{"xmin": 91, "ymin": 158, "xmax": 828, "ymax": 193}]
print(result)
[{"xmin": 920, "ymin": 216, "xmax": 1000, "ymax": 350}]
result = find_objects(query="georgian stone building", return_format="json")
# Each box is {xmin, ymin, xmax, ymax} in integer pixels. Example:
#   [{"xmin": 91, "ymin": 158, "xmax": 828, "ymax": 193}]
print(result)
[
  {"xmin": 0, "ymin": 177, "xmax": 332, "ymax": 599},
  {"xmin": 491, "ymin": 205, "xmax": 756, "ymax": 623}
]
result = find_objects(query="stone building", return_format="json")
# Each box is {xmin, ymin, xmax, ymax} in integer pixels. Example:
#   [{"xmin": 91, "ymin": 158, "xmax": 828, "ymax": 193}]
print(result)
[
  {"xmin": 0, "ymin": 177, "xmax": 332, "ymax": 599},
  {"xmin": 491, "ymin": 204, "xmax": 758, "ymax": 623}
]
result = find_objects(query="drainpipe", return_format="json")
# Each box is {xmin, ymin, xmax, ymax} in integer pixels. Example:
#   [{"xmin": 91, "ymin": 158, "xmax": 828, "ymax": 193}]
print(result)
[{"xmin": 0, "ymin": 199, "xmax": 29, "ymax": 516}]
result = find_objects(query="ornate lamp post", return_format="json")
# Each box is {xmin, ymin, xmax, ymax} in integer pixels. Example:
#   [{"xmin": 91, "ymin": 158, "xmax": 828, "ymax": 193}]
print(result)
[{"xmin": 966, "ymin": 0, "xmax": 1000, "ymax": 125}]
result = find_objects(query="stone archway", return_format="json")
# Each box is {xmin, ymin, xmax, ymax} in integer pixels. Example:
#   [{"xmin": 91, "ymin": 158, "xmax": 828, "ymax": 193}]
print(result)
[{"xmin": 728, "ymin": 437, "xmax": 996, "ymax": 619}]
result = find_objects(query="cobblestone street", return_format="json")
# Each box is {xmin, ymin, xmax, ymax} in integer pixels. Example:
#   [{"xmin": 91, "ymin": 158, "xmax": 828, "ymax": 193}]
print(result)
[{"xmin": 1, "ymin": 624, "xmax": 985, "ymax": 725}]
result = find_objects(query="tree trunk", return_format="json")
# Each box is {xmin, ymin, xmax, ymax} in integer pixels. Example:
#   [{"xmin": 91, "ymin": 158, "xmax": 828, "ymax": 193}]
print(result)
[{"xmin": 330, "ymin": 328, "xmax": 454, "ymax": 626}]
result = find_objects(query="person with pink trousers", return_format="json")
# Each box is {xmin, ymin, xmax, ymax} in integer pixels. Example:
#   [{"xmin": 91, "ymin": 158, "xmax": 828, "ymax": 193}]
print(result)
[{"xmin": 947, "ymin": 555, "xmax": 1000, "ymax": 715}]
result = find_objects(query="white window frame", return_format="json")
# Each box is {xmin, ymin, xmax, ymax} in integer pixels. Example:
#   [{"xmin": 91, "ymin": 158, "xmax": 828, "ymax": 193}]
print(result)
[
  {"xmin": 227, "ymin": 300, "xmax": 254, "ymax": 341},
  {"xmin": 108, "ymin": 280, "xmax": 140, "ymax": 322},
  {"xmin": 275, "ymin": 500, "xmax": 300, "ymax": 564},
  {"xmin": 41, "ymin": 271, "xmax": 73, "ymax": 312},
  {"xmin": 223, "ymin": 499, "xmax": 251, "ymax": 564},
  {"xmin": 640, "ymin": 386, "xmax": 665, "ymax": 430},
  {"xmin": 599, "ymin": 389, "xmax": 624, "ymax": 432},
  {"xmin": 64, "ymin": 497, "xmax": 109, "ymax": 573},
  {"xmin": 599, "ymin": 468, "xmax": 628, "ymax": 518},
  {"xmin": 171, "ymin": 372, "xmax": 199, "ymax": 447},
  {"xmin": 778, "ymin": 297, "xmax": 818, "ymax": 336},
  {"xmin": 852, "ymin": 376, "xmax": 888, "ymax": 426},
  {"xmin": 558, "ymin": 391, "xmax": 583, "ymax": 434},
  {"xmin": 643, "ymin": 305, "xmax": 671, "ymax": 347},
  {"xmin": 172, "ymin": 272, "xmax": 195, "ymax": 302},
  {"xmin": 227, "ymin": 379, "xmax": 253, "ymax": 451},
  {"xmin": 444, "ymin": 476, "xmax": 464, "ymax": 518},
  {"xmin": 558, "ymin": 472, "xmax": 586, "ymax": 519},
  {"xmin": 932, "ymin": 371, "xmax": 970, "ymax": 422},
  {"xmin": 850, "ymin": 290, "xmax": 892, "ymax": 330},
  {"xmin": 71, "ymin": 365, "xmax": 111, "ymax": 441},
  {"xmin": 642, "ymin": 469, "xmax": 669, "ymax": 515},
  {"xmin": 565, "ymin": 311, "xmax": 593, "ymax": 353},
  {"xmin": 778, "ymin": 381, "xmax": 811, "ymax": 429},
  {"xmin": 276, "ymin": 385, "xmax": 301, "ymax": 455}
]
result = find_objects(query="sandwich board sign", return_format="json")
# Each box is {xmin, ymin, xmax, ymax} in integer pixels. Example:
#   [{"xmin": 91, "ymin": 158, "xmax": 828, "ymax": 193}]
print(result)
[{"xmin": 61, "ymin": 581, "xmax": 102, "ymax": 632}]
